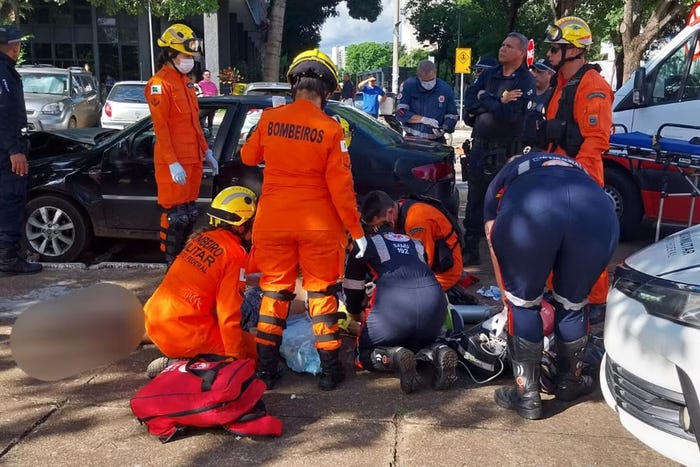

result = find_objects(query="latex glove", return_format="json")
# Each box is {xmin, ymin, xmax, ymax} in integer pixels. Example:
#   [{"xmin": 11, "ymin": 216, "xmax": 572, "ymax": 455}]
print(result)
[
  {"xmin": 354, "ymin": 236, "xmax": 368, "ymax": 258},
  {"xmin": 204, "ymin": 149, "xmax": 219, "ymax": 175},
  {"xmin": 168, "ymin": 161, "xmax": 186, "ymax": 185},
  {"xmin": 420, "ymin": 116, "xmax": 440, "ymax": 128},
  {"xmin": 432, "ymin": 127, "xmax": 446, "ymax": 137}
]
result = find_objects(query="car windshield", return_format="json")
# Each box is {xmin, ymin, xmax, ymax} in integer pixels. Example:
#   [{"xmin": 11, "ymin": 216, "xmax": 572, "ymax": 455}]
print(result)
[
  {"xmin": 328, "ymin": 103, "xmax": 403, "ymax": 145},
  {"xmin": 21, "ymin": 73, "xmax": 68, "ymax": 95},
  {"xmin": 108, "ymin": 84, "xmax": 146, "ymax": 103},
  {"xmin": 245, "ymin": 88, "xmax": 291, "ymax": 97}
]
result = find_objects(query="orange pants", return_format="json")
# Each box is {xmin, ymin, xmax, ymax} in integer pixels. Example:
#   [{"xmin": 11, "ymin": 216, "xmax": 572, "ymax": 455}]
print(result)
[
  {"xmin": 155, "ymin": 162, "xmax": 203, "ymax": 208},
  {"xmin": 253, "ymin": 229, "xmax": 347, "ymax": 351}
]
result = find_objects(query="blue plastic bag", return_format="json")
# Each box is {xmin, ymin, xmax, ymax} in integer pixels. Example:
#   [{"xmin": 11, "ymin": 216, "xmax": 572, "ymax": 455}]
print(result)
[{"xmin": 280, "ymin": 314, "xmax": 321, "ymax": 375}]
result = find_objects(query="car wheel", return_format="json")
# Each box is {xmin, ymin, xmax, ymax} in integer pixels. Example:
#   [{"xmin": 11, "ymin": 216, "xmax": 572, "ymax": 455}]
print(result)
[
  {"xmin": 68, "ymin": 116, "xmax": 77, "ymax": 128},
  {"xmin": 604, "ymin": 168, "xmax": 643, "ymax": 241},
  {"xmin": 21, "ymin": 195, "xmax": 92, "ymax": 262}
]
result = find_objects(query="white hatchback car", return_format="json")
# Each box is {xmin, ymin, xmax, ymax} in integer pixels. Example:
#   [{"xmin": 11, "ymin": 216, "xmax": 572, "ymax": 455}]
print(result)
[
  {"xmin": 601, "ymin": 224, "xmax": 700, "ymax": 465},
  {"xmin": 100, "ymin": 81, "xmax": 149, "ymax": 129}
]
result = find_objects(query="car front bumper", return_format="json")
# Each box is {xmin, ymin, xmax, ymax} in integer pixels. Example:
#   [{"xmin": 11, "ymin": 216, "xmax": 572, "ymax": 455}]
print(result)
[
  {"xmin": 26, "ymin": 112, "xmax": 70, "ymax": 131},
  {"xmin": 601, "ymin": 288, "xmax": 700, "ymax": 465}
]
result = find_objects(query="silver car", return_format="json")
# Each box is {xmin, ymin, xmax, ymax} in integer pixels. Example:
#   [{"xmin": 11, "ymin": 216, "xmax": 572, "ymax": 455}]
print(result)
[
  {"xmin": 100, "ymin": 81, "xmax": 149, "ymax": 129},
  {"xmin": 19, "ymin": 65, "xmax": 101, "ymax": 131}
]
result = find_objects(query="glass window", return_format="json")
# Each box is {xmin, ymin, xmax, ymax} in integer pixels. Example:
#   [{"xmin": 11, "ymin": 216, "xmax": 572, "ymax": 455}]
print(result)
[
  {"xmin": 108, "ymin": 84, "xmax": 146, "ymax": 103},
  {"xmin": 682, "ymin": 35, "xmax": 700, "ymax": 100},
  {"xmin": 651, "ymin": 37, "xmax": 692, "ymax": 105},
  {"xmin": 32, "ymin": 43, "xmax": 52, "ymax": 63},
  {"xmin": 55, "ymin": 43, "xmax": 73, "ymax": 60},
  {"xmin": 20, "ymin": 73, "xmax": 69, "ymax": 95},
  {"xmin": 74, "ymin": 7, "xmax": 91, "ymax": 25}
]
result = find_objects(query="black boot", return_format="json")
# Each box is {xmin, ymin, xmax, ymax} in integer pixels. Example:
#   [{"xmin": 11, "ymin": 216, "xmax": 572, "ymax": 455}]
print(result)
[
  {"xmin": 256, "ymin": 343, "xmax": 284, "ymax": 390},
  {"xmin": 318, "ymin": 349, "xmax": 345, "ymax": 391},
  {"xmin": 416, "ymin": 343, "xmax": 459, "ymax": 390},
  {"xmin": 554, "ymin": 335, "xmax": 594, "ymax": 402},
  {"xmin": 494, "ymin": 335, "xmax": 543, "ymax": 420},
  {"xmin": 0, "ymin": 245, "xmax": 42, "ymax": 276},
  {"xmin": 371, "ymin": 347, "xmax": 422, "ymax": 394},
  {"xmin": 463, "ymin": 236, "xmax": 481, "ymax": 266}
]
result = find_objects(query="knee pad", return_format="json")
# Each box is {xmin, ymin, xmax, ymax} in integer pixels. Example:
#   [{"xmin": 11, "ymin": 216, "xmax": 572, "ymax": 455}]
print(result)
[{"xmin": 162, "ymin": 204, "xmax": 191, "ymax": 258}]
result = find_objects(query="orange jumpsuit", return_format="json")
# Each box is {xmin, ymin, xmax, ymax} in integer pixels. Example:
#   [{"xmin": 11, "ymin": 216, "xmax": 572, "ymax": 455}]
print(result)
[
  {"xmin": 546, "ymin": 65, "xmax": 614, "ymax": 305},
  {"xmin": 241, "ymin": 98, "xmax": 363, "ymax": 351},
  {"xmin": 400, "ymin": 201, "xmax": 463, "ymax": 291},
  {"xmin": 144, "ymin": 228, "xmax": 256, "ymax": 360},
  {"xmin": 145, "ymin": 66, "xmax": 208, "ymax": 255}
]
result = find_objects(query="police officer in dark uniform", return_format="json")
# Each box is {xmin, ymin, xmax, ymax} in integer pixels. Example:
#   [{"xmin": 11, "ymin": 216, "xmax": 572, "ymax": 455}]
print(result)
[
  {"xmin": 461, "ymin": 32, "xmax": 535, "ymax": 265},
  {"xmin": 344, "ymin": 190, "xmax": 458, "ymax": 395},
  {"xmin": 0, "ymin": 25, "xmax": 41, "ymax": 276}
]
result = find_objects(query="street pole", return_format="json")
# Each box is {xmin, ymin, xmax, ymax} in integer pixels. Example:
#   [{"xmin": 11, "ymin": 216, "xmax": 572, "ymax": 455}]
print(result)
[
  {"xmin": 147, "ymin": 0, "xmax": 155, "ymax": 75},
  {"xmin": 392, "ymin": 0, "xmax": 400, "ymax": 94},
  {"xmin": 457, "ymin": 11, "xmax": 464, "ymax": 128}
]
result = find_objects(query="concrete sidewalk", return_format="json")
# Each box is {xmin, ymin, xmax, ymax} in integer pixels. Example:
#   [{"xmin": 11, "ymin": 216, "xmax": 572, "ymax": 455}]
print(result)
[{"xmin": 0, "ymin": 237, "xmax": 674, "ymax": 466}]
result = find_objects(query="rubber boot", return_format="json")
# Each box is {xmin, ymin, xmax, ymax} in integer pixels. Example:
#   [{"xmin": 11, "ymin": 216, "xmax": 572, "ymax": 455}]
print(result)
[
  {"xmin": 554, "ymin": 335, "xmax": 594, "ymax": 402},
  {"xmin": 0, "ymin": 244, "xmax": 42, "ymax": 276},
  {"xmin": 371, "ymin": 346, "xmax": 422, "ymax": 394},
  {"xmin": 145, "ymin": 357, "xmax": 184, "ymax": 379},
  {"xmin": 494, "ymin": 335, "xmax": 544, "ymax": 420},
  {"xmin": 318, "ymin": 349, "xmax": 345, "ymax": 391},
  {"xmin": 416, "ymin": 343, "xmax": 459, "ymax": 390},
  {"xmin": 256, "ymin": 343, "xmax": 284, "ymax": 390},
  {"xmin": 463, "ymin": 236, "xmax": 481, "ymax": 266}
]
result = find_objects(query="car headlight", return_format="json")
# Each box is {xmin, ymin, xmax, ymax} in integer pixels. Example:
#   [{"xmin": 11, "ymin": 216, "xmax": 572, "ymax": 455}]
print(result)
[
  {"xmin": 41, "ymin": 102, "xmax": 65, "ymax": 115},
  {"xmin": 614, "ymin": 264, "xmax": 700, "ymax": 329}
]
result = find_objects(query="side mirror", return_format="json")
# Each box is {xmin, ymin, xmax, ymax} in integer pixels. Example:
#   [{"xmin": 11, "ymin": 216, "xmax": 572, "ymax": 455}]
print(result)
[{"xmin": 632, "ymin": 66, "xmax": 647, "ymax": 105}]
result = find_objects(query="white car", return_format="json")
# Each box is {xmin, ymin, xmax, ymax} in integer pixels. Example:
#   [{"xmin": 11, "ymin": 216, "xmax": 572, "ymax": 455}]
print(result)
[
  {"xmin": 242, "ymin": 82, "xmax": 291, "ymax": 96},
  {"xmin": 601, "ymin": 224, "xmax": 700, "ymax": 465},
  {"xmin": 100, "ymin": 81, "xmax": 149, "ymax": 129}
]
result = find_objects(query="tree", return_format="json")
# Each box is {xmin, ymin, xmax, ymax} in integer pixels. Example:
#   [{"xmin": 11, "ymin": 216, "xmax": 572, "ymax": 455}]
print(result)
[
  {"xmin": 345, "ymin": 42, "xmax": 394, "ymax": 75},
  {"xmin": 263, "ymin": 0, "xmax": 286, "ymax": 81},
  {"xmin": 399, "ymin": 48, "xmax": 429, "ymax": 67}
]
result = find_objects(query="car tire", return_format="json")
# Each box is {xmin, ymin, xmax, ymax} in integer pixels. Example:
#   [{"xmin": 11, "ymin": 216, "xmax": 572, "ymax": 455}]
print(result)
[
  {"xmin": 68, "ymin": 116, "xmax": 77, "ymax": 128},
  {"xmin": 604, "ymin": 167, "xmax": 643, "ymax": 241},
  {"xmin": 21, "ymin": 195, "xmax": 92, "ymax": 262}
]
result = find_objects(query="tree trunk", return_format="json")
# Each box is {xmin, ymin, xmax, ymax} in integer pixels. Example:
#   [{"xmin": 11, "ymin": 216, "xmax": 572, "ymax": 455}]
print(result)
[
  {"xmin": 549, "ymin": 0, "xmax": 578, "ymax": 19},
  {"xmin": 506, "ymin": 0, "xmax": 524, "ymax": 32},
  {"xmin": 263, "ymin": 0, "xmax": 286, "ymax": 82},
  {"xmin": 619, "ymin": 0, "xmax": 685, "ymax": 83}
]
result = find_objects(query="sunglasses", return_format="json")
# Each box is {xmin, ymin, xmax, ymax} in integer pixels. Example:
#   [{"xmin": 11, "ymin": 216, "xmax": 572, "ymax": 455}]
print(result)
[{"xmin": 548, "ymin": 45, "xmax": 561, "ymax": 54}]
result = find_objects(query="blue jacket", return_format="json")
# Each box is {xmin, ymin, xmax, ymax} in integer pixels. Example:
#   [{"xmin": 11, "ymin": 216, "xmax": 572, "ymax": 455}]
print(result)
[
  {"xmin": 463, "ymin": 63, "xmax": 534, "ymax": 141},
  {"xmin": 396, "ymin": 77, "xmax": 458, "ymax": 140},
  {"xmin": 0, "ymin": 51, "xmax": 27, "ymax": 164}
]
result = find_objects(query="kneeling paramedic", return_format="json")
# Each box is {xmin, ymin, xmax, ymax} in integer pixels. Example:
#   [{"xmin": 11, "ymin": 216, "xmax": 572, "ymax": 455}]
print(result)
[
  {"xmin": 146, "ymin": 23, "xmax": 219, "ymax": 265},
  {"xmin": 351, "ymin": 193, "xmax": 458, "ymax": 394},
  {"xmin": 143, "ymin": 186, "xmax": 258, "ymax": 377},
  {"xmin": 241, "ymin": 49, "xmax": 366, "ymax": 391},
  {"xmin": 484, "ymin": 152, "xmax": 618, "ymax": 420}
]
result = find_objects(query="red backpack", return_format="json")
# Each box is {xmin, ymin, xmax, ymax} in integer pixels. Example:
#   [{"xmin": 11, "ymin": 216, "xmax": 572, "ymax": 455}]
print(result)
[{"xmin": 130, "ymin": 354, "xmax": 283, "ymax": 442}]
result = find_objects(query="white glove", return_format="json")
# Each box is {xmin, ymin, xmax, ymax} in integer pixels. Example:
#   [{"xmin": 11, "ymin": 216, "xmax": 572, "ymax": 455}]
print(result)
[
  {"xmin": 420, "ymin": 116, "xmax": 440, "ymax": 128},
  {"xmin": 432, "ymin": 127, "xmax": 446, "ymax": 137},
  {"xmin": 168, "ymin": 161, "xmax": 186, "ymax": 185},
  {"xmin": 354, "ymin": 236, "xmax": 368, "ymax": 258},
  {"xmin": 204, "ymin": 149, "xmax": 219, "ymax": 175}
]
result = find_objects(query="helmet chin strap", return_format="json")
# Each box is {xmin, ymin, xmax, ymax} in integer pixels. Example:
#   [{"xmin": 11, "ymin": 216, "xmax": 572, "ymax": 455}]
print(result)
[{"xmin": 552, "ymin": 44, "xmax": 585, "ymax": 71}]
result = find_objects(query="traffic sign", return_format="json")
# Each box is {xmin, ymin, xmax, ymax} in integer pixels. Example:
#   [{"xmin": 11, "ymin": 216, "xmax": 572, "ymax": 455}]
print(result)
[
  {"xmin": 526, "ymin": 39, "xmax": 535, "ymax": 67},
  {"xmin": 455, "ymin": 47, "xmax": 471, "ymax": 74}
]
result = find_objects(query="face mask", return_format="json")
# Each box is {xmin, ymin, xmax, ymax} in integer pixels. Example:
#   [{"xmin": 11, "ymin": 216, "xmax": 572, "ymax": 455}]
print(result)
[
  {"xmin": 175, "ymin": 57, "xmax": 195, "ymax": 74},
  {"xmin": 420, "ymin": 78, "xmax": 437, "ymax": 91}
]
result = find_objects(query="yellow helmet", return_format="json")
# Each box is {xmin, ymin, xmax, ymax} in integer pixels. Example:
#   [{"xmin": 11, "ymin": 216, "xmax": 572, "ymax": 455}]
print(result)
[
  {"xmin": 208, "ymin": 186, "xmax": 257, "ymax": 227},
  {"xmin": 545, "ymin": 16, "xmax": 592, "ymax": 49},
  {"xmin": 157, "ymin": 23, "xmax": 203, "ymax": 56},
  {"xmin": 332, "ymin": 114, "xmax": 352, "ymax": 148},
  {"xmin": 286, "ymin": 49, "xmax": 339, "ymax": 93}
]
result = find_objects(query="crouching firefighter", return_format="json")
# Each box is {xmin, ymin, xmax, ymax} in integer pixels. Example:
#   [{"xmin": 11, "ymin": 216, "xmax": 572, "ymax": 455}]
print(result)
[
  {"xmin": 146, "ymin": 23, "xmax": 219, "ymax": 265},
  {"xmin": 484, "ymin": 152, "xmax": 618, "ymax": 419},
  {"xmin": 350, "ymin": 196, "xmax": 459, "ymax": 394},
  {"xmin": 240, "ymin": 49, "xmax": 366, "ymax": 391}
]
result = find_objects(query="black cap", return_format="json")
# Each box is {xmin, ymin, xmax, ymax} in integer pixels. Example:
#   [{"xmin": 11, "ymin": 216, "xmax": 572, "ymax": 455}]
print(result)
[
  {"xmin": 0, "ymin": 25, "xmax": 21, "ymax": 44},
  {"xmin": 474, "ymin": 56, "xmax": 498, "ymax": 69},
  {"xmin": 531, "ymin": 58, "xmax": 555, "ymax": 74}
]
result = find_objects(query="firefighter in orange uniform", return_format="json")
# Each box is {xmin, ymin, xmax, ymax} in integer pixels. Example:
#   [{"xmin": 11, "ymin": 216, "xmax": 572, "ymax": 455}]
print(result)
[
  {"xmin": 241, "ymin": 49, "xmax": 366, "ymax": 391},
  {"xmin": 542, "ymin": 16, "xmax": 614, "ymax": 322},
  {"xmin": 144, "ymin": 186, "xmax": 258, "ymax": 377},
  {"xmin": 145, "ymin": 23, "xmax": 218, "ymax": 265}
]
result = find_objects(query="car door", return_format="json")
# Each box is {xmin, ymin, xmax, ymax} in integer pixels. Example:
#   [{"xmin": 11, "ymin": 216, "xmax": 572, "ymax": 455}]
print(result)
[
  {"xmin": 98, "ymin": 103, "xmax": 235, "ymax": 236},
  {"xmin": 78, "ymin": 75, "xmax": 101, "ymax": 126}
]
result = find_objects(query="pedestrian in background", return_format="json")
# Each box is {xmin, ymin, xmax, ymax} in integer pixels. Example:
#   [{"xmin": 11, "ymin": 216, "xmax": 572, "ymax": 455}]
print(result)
[
  {"xmin": 0, "ymin": 25, "xmax": 41, "ymax": 276},
  {"xmin": 396, "ymin": 60, "xmax": 458, "ymax": 144},
  {"xmin": 241, "ymin": 49, "xmax": 366, "ymax": 392},
  {"xmin": 340, "ymin": 72, "xmax": 355, "ymax": 105},
  {"xmin": 357, "ymin": 75, "xmax": 386, "ymax": 117},
  {"xmin": 461, "ymin": 32, "xmax": 535, "ymax": 266},
  {"xmin": 542, "ymin": 16, "xmax": 614, "ymax": 323},
  {"xmin": 145, "ymin": 23, "xmax": 218, "ymax": 265},
  {"xmin": 522, "ymin": 58, "xmax": 555, "ymax": 148},
  {"xmin": 198, "ymin": 69, "xmax": 218, "ymax": 129}
]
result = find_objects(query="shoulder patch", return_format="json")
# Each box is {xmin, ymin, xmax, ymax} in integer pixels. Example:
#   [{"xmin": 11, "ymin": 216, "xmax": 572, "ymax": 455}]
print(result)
[
  {"xmin": 407, "ymin": 227, "xmax": 425, "ymax": 236},
  {"xmin": 340, "ymin": 140, "xmax": 348, "ymax": 153},
  {"xmin": 587, "ymin": 92, "xmax": 606, "ymax": 100},
  {"xmin": 150, "ymin": 84, "xmax": 162, "ymax": 95}
]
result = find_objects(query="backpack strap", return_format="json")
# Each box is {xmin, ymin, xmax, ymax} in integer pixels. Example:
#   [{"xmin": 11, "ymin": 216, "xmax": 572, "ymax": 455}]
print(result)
[
  {"xmin": 550, "ymin": 64, "xmax": 597, "ymax": 157},
  {"xmin": 186, "ymin": 354, "xmax": 235, "ymax": 392}
]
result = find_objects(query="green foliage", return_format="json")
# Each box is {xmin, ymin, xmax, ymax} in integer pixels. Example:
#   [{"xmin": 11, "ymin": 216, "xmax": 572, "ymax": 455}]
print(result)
[
  {"xmin": 399, "ymin": 48, "xmax": 429, "ymax": 67},
  {"xmin": 345, "ymin": 41, "xmax": 393, "ymax": 74},
  {"xmin": 77, "ymin": 0, "xmax": 220, "ymax": 20}
]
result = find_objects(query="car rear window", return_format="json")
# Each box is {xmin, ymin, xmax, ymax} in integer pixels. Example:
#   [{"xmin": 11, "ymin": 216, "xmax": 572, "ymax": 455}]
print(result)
[
  {"xmin": 108, "ymin": 84, "xmax": 147, "ymax": 103},
  {"xmin": 330, "ymin": 104, "xmax": 403, "ymax": 145}
]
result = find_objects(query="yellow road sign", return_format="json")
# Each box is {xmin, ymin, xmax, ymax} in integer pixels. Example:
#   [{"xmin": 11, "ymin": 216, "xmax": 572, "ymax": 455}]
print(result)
[{"xmin": 455, "ymin": 47, "xmax": 472, "ymax": 74}]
